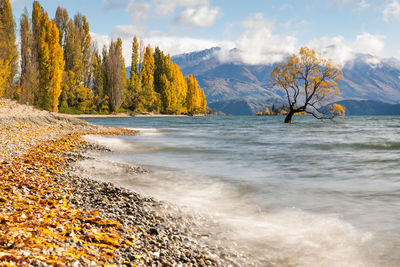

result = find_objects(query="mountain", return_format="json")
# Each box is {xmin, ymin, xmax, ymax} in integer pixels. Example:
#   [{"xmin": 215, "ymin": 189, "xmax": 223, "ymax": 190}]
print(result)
[
  {"xmin": 338, "ymin": 54, "xmax": 400, "ymax": 104},
  {"xmin": 171, "ymin": 48, "xmax": 400, "ymax": 114},
  {"xmin": 172, "ymin": 48, "xmax": 280, "ymax": 103}
]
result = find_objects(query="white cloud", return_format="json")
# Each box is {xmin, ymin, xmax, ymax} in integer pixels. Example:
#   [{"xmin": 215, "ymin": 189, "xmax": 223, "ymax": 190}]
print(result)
[
  {"xmin": 90, "ymin": 32, "xmax": 112, "ymax": 51},
  {"xmin": 382, "ymin": 0, "xmax": 400, "ymax": 22},
  {"xmin": 308, "ymin": 36, "xmax": 354, "ymax": 65},
  {"xmin": 308, "ymin": 33, "xmax": 385, "ymax": 65},
  {"xmin": 126, "ymin": 0, "xmax": 221, "ymax": 27},
  {"xmin": 358, "ymin": 0, "xmax": 370, "ymax": 9},
  {"xmin": 175, "ymin": 5, "xmax": 221, "ymax": 27},
  {"xmin": 218, "ymin": 13, "xmax": 297, "ymax": 65},
  {"xmin": 354, "ymin": 33, "xmax": 385, "ymax": 55}
]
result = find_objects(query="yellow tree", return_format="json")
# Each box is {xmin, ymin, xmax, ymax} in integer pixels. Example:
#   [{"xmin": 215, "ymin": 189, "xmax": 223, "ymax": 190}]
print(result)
[
  {"xmin": 47, "ymin": 21, "xmax": 64, "ymax": 112},
  {"xmin": 186, "ymin": 75, "xmax": 205, "ymax": 114},
  {"xmin": 32, "ymin": 2, "xmax": 64, "ymax": 112},
  {"xmin": 271, "ymin": 47, "xmax": 345, "ymax": 123},
  {"xmin": 0, "ymin": 59, "xmax": 10, "ymax": 96},
  {"xmin": 0, "ymin": 0, "xmax": 18, "ymax": 98},
  {"xmin": 200, "ymin": 90, "xmax": 207, "ymax": 113},
  {"xmin": 140, "ymin": 44, "xmax": 160, "ymax": 112}
]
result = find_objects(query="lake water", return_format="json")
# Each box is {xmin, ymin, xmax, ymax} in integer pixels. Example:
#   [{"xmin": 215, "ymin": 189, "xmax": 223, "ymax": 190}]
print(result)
[{"xmin": 82, "ymin": 115, "xmax": 400, "ymax": 267}]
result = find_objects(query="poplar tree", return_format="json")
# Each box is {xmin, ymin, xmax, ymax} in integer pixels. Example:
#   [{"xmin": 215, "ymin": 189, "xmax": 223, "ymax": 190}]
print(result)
[
  {"xmin": 138, "ymin": 45, "xmax": 160, "ymax": 112},
  {"xmin": 74, "ymin": 14, "xmax": 92, "ymax": 87},
  {"xmin": 31, "ymin": 1, "xmax": 64, "ymax": 111},
  {"xmin": 104, "ymin": 38, "xmax": 126, "ymax": 112},
  {"xmin": 123, "ymin": 35, "xmax": 141, "ymax": 110},
  {"xmin": 59, "ymin": 10, "xmax": 94, "ymax": 112},
  {"xmin": 47, "ymin": 21, "xmax": 64, "ymax": 112},
  {"xmin": 54, "ymin": 6, "xmax": 69, "ymax": 48},
  {"xmin": 186, "ymin": 75, "xmax": 205, "ymax": 114},
  {"xmin": 0, "ymin": 0, "xmax": 18, "ymax": 98},
  {"xmin": 19, "ymin": 9, "xmax": 37, "ymax": 104},
  {"xmin": 91, "ymin": 51, "xmax": 107, "ymax": 111}
]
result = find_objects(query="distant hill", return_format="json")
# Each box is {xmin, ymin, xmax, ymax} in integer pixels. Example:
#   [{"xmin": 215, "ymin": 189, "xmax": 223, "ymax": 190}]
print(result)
[
  {"xmin": 208, "ymin": 98, "xmax": 284, "ymax": 115},
  {"xmin": 334, "ymin": 100, "xmax": 400, "ymax": 115}
]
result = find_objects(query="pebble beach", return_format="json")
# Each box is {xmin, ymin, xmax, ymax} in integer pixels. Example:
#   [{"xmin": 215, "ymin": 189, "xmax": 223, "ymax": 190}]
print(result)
[{"xmin": 0, "ymin": 99, "xmax": 259, "ymax": 266}]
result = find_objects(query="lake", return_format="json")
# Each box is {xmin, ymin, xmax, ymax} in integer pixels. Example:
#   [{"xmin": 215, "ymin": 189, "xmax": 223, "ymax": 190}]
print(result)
[{"xmin": 82, "ymin": 115, "xmax": 400, "ymax": 267}]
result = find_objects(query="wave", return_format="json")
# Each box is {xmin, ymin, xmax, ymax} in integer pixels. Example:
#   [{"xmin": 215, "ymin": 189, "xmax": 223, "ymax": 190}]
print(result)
[
  {"xmin": 83, "ymin": 135, "xmax": 135, "ymax": 152},
  {"xmin": 313, "ymin": 142, "xmax": 400, "ymax": 151},
  {"xmin": 132, "ymin": 127, "xmax": 168, "ymax": 136}
]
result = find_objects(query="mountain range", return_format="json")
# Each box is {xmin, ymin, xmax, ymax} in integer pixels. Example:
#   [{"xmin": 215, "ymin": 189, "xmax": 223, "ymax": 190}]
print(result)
[{"xmin": 171, "ymin": 47, "xmax": 400, "ymax": 115}]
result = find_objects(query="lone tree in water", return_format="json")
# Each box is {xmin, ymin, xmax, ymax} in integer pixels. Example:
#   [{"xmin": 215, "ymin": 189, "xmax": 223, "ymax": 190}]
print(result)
[{"xmin": 271, "ymin": 47, "xmax": 345, "ymax": 123}]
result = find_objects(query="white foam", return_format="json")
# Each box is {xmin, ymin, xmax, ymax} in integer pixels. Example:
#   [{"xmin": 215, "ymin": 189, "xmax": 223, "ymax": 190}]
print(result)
[
  {"xmin": 219, "ymin": 209, "xmax": 374, "ymax": 267},
  {"xmin": 84, "ymin": 135, "xmax": 134, "ymax": 152},
  {"xmin": 133, "ymin": 128, "xmax": 164, "ymax": 136}
]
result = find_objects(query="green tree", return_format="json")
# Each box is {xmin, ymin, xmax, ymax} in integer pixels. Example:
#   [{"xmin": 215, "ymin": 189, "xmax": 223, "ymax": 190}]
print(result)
[
  {"xmin": 91, "ymin": 51, "xmax": 107, "ymax": 111},
  {"xmin": 59, "ymin": 11, "xmax": 94, "ymax": 112},
  {"xmin": 123, "ymin": 35, "xmax": 142, "ymax": 110}
]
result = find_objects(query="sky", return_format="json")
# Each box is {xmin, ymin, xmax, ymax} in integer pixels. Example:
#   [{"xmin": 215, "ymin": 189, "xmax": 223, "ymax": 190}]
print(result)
[{"xmin": 9, "ymin": 0, "xmax": 400, "ymax": 66}]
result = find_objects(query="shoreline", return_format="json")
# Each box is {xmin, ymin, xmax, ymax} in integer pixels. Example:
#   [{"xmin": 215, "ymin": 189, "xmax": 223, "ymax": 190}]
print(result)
[
  {"xmin": 68, "ymin": 113, "xmax": 203, "ymax": 118},
  {"xmin": 0, "ymin": 98, "xmax": 254, "ymax": 266}
]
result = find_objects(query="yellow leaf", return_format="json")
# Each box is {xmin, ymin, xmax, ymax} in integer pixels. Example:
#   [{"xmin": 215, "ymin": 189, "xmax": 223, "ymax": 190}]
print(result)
[
  {"xmin": 65, "ymin": 252, "xmax": 80, "ymax": 259},
  {"xmin": 125, "ymin": 240, "xmax": 134, "ymax": 246}
]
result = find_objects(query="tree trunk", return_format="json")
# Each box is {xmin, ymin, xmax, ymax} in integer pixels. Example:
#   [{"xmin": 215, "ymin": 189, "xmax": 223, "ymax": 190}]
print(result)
[{"xmin": 284, "ymin": 110, "xmax": 296, "ymax": 123}]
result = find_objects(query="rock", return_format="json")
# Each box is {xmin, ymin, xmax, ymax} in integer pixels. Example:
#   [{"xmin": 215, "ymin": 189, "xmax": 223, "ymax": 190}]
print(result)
[{"xmin": 148, "ymin": 228, "xmax": 159, "ymax": 235}]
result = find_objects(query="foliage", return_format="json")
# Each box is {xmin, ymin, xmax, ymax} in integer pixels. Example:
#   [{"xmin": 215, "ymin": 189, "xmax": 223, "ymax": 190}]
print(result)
[
  {"xmin": 0, "ymin": 0, "xmax": 18, "ymax": 98},
  {"xmin": 12, "ymin": 1, "xmax": 206, "ymax": 115},
  {"xmin": 29, "ymin": 1, "xmax": 64, "ymax": 112},
  {"xmin": 0, "ymin": 125, "xmax": 142, "ymax": 265},
  {"xmin": 186, "ymin": 75, "xmax": 207, "ymax": 114},
  {"xmin": 0, "ymin": 59, "xmax": 11, "ymax": 97},
  {"xmin": 271, "ymin": 46, "xmax": 345, "ymax": 123},
  {"xmin": 330, "ymin": 103, "xmax": 345, "ymax": 119}
]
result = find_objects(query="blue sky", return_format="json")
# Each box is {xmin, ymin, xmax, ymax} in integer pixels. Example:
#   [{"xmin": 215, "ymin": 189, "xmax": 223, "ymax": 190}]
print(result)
[{"xmin": 10, "ymin": 0, "xmax": 400, "ymax": 65}]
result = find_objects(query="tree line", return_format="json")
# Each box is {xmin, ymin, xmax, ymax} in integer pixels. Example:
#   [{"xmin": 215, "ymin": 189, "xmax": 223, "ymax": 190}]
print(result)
[{"xmin": 0, "ymin": 0, "xmax": 207, "ymax": 114}]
